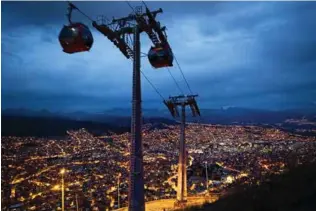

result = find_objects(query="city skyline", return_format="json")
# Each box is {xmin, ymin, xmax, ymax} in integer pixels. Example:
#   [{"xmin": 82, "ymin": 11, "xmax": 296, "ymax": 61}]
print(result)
[{"xmin": 2, "ymin": 1, "xmax": 316, "ymax": 112}]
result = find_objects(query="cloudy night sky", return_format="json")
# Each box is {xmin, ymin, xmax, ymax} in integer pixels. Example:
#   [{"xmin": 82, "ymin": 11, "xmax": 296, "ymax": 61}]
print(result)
[{"xmin": 2, "ymin": 1, "xmax": 316, "ymax": 112}]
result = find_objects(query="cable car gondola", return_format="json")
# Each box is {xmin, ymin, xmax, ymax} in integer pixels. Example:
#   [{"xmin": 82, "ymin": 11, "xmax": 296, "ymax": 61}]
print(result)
[
  {"xmin": 59, "ymin": 23, "xmax": 93, "ymax": 54},
  {"xmin": 59, "ymin": 3, "xmax": 94, "ymax": 54},
  {"xmin": 148, "ymin": 44, "xmax": 174, "ymax": 69}
]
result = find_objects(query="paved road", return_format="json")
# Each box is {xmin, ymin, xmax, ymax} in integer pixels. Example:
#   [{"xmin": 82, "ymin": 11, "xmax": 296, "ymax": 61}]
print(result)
[{"xmin": 115, "ymin": 196, "xmax": 219, "ymax": 211}]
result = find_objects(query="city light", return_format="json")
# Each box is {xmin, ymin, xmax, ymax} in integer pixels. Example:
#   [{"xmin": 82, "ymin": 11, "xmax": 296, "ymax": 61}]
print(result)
[
  {"xmin": 225, "ymin": 176, "xmax": 234, "ymax": 184},
  {"xmin": 52, "ymin": 185, "xmax": 61, "ymax": 191},
  {"xmin": 60, "ymin": 168, "xmax": 66, "ymax": 175},
  {"xmin": 2, "ymin": 125, "xmax": 316, "ymax": 210}
]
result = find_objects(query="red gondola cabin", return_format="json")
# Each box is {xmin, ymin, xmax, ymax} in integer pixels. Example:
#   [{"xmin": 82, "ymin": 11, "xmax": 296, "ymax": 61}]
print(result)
[
  {"xmin": 148, "ymin": 44, "xmax": 173, "ymax": 68},
  {"xmin": 59, "ymin": 23, "xmax": 94, "ymax": 54}
]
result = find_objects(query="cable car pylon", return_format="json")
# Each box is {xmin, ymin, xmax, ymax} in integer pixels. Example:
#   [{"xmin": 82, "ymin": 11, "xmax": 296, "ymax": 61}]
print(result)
[
  {"xmin": 164, "ymin": 94, "xmax": 201, "ymax": 207},
  {"xmin": 59, "ymin": 2, "xmax": 175, "ymax": 211}
]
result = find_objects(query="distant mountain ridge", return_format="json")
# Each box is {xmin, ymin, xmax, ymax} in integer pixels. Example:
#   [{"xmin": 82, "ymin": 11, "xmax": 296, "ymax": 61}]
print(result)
[
  {"xmin": 2, "ymin": 107, "xmax": 316, "ymax": 126},
  {"xmin": 1, "ymin": 115, "xmax": 130, "ymax": 137},
  {"xmin": 196, "ymin": 107, "xmax": 316, "ymax": 125},
  {"xmin": 2, "ymin": 107, "xmax": 316, "ymax": 137}
]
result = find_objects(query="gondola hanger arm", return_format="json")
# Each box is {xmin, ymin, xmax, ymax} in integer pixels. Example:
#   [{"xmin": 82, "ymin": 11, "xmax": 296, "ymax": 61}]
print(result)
[
  {"xmin": 66, "ymin": 2, "xmax": 77, "ymax": 24},
  {"xmin": 66, "ymin": 1, "xmax": 95, "ymax": 24}
]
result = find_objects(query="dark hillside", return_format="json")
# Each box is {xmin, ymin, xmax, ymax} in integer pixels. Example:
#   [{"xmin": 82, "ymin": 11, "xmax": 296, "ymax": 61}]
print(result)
[
  {"xmin": 185, "ymin": 162, "xmax": 316, "ymax": 211},
  {"xmin": 1, "ymin": 115, "xmax": 130, "ymax": 137}
]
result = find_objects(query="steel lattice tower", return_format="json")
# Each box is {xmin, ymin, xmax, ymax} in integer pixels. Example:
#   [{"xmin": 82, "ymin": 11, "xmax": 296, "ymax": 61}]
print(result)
[
  {"xmin": 93, "ymin": 6, "xmax": 167, "ymax": 211},
  {"xmin": 164, "ymin": 95, "xmax": 200, "ymax": 206},
  {"xmin": 62, "ymin": 3, "xmax": 173, "ymax": 210},
  {"xmin": 128, "ymin": 25, "xmax": 145, "ymax": 211},
  {"xmin": 177, "ymin": 103, "xmax": 187, "ymax": 202}
]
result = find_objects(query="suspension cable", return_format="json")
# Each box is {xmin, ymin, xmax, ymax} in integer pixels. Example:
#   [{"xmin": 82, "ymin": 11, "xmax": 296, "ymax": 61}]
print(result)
[
  {"xmin": 129, "ymin": 0, "xmax": 198, "ymax": 120},
  {"xmin": 140, "ymin": 0, "xmax": 194, "ymax": 95},
  {"xmin": 66, "ymin": 1, "xmax": 166, "ymax": 103},
  {"xmin": 127, "ymin": 58, "xmax": 165, "ymax": 101},
  {"xmin": 173, "ymin": 55, "xmax": 193, "ymax": 94},
  {"xmin": 166, "ymin": 67, "xmax": 184, "ymax": 95},
  {"xmin": 140, "ymin": 70, "xmax": 165, "ymax": 101},
  {"xmin": 125, "ymin": 0, "xmax": 167, "ymax": 101},
  {"xmin": 125, "ymin": 0, "xmax": 136, "ymax": 13},
  {"xmin": 141, "ymin": 52, "xmax": 148, "ymax": 56},
  {"xmin": 67, "ymin": 1, "xmax": 94, "ymax": 22},
  {"xmin": 123, "ymin": 1, "xmax": 166, "ymax": 102},
  {"xmin": 141, "ymin": 0, "xmax": 149, "ymax": 8},
  {"xmin": 125, "ymin": 0, "xmax": 189, "ymax": 100},
  {"xmin": 135, "ymin": 0, "xmax": 184, "ymax": 95}
]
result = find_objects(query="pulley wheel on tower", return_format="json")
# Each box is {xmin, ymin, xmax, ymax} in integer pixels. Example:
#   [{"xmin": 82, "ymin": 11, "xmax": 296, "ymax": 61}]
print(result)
[
  {"xmin": 59, "ymin": 23, "xmax": 94, "ymax": 54},
  {"xmin": 148, "ymin": 44, "xmax": 174, "ymax": 68}
]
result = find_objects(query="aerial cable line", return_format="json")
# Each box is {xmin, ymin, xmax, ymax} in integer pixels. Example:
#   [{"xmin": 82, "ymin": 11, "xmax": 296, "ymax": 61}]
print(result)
[
  {"xmin": 140, "ymin": 70, "xmax": 166, "ymax": 101},
  {"xmin": 125, "ymin": 0, "xmax": 178, "ymax": 99},
  {"xmin": 124, "ymin": 0, "xmax": 166, "ymax": 102},
  {"xmin": 141, "ymin": 0, "xmax": 150, "ymax": 9},
  {"xmin": 118, "ymin": 0, "xmax": 183, "ymax": 114},
  {"xmin": 67, "ymin": 1, "xmax": 94, "ymax": 22},
  {"xmin": 174, "ymin": 55, "xmax": 193, "ymax": 95},
  {"xmin": 166, "ymin": 67, "xmax": 184, "ymax": 95},
  {"xmin": 140, "ymin": 67, "xmax": 179, "ymax": 118},
  {"xmin": 66, "ymin": 1, "xmax": 186, "ymax": 102},
  {"xmin": 60, "ymin": 2, "xmax": 182, "ymax": 209},
  {"xmin": 68, "ymin": 1, "xmax": 165, "ymax": 102},
  {"xmin": 66, "ymin": 1, "xmax": 164, "ymax": 100},
  {"xmin": 125, "ymin": 0, "xmax": 135, "ymax": 12},
  {"xmin": 126, "ymin": 57, "xmax": 165, "ymax": 101},
  {"xmin": 140, "ymin": 0, "xmax": 194, "ymax": 95},
  {"xmin": 65, "ymin": 1, "xmax": 165, "ymax": 104},
  {"xmin": 129, "ymin": 0, "xmax": 185, "ymax": 95},
  {"xmin": 141, "ymin": 52, "xmax": 148, "ymax": 57}
]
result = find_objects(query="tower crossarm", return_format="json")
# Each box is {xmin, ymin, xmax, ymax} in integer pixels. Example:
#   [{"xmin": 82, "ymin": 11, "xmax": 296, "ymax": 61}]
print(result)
[
  {"xmin": 92, "ymin": 22, "xmax": 134, "ymax": 58},
  {"xmin": 94, "ymin": 7, "xmax": 167, "ymax": 59},
  {"xmin": 164, "ymin": 94, "xmax": 200, "ymax": 117},
  {"xmin": 145, "ymin": 7, "xmax": 167, "ymax": 45},
  {"xmin": 111, "ymin": 8, "xmax": 163, "ymax": 24}
]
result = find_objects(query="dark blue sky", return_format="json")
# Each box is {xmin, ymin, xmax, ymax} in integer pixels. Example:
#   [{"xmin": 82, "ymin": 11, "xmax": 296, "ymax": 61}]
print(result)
[{"xmin": 2, "ymin": 1, "xmax": 316, "ymax": 112}]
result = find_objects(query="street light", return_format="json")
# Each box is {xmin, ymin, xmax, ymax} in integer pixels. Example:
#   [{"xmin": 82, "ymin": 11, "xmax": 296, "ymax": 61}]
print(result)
[
  {"xmin": 60, "ymin": 168, "xmax": 66, "ymax": 211},
  {"xmin": 60, "ymin": 168, "xmax": 66, "ymax": 175},
  {"xmin": 76, "ymin": 193, "xmax": 79, "ymax": 211},
  {"xmin": 205, "ymin": 161, "xmax": 209, "ymax": 196},
  {"xmin": 117, "ymin": 173, "xmax": 121, "ymax": 209}
]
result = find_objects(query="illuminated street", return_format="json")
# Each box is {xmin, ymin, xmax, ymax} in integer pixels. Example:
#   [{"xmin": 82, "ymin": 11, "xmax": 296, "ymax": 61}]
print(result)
[{"xmin": 2, "ymin": 124, "xmax": 316, "ymax": 210}]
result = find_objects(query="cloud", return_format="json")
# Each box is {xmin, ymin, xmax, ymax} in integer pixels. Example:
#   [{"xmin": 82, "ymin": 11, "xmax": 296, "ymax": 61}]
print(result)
[{"xmin": 2, "ymin": 1, "xmax": 316, "ymax": 111}]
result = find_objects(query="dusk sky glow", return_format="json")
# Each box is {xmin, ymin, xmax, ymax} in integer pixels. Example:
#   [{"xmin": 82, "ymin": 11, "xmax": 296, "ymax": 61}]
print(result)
[{"xmin": 2, "ymin": 1, "xmax": 316, "ymax": 112}]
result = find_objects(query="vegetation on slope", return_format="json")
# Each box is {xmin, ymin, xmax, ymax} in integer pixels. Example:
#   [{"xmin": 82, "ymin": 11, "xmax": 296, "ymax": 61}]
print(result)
[{"xmin": 183, "ymin": 162, "xmax": 316, "ymax": 211}]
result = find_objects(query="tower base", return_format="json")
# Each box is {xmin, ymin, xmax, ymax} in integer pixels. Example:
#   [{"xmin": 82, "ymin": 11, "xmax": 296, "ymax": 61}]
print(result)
[{"xmin": 174, "ymin": 200, "xmax": 187, "ymax": 209}]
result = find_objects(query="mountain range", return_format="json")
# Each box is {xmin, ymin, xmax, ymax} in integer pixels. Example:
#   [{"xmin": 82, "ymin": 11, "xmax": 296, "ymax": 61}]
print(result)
[
  {"xmin": 2, "ymin": 107, "xmax": 316, "ymax": 125},
  {"xmin": 2, "ymin": 107, "xmax": 316, "ymax": 137}
]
